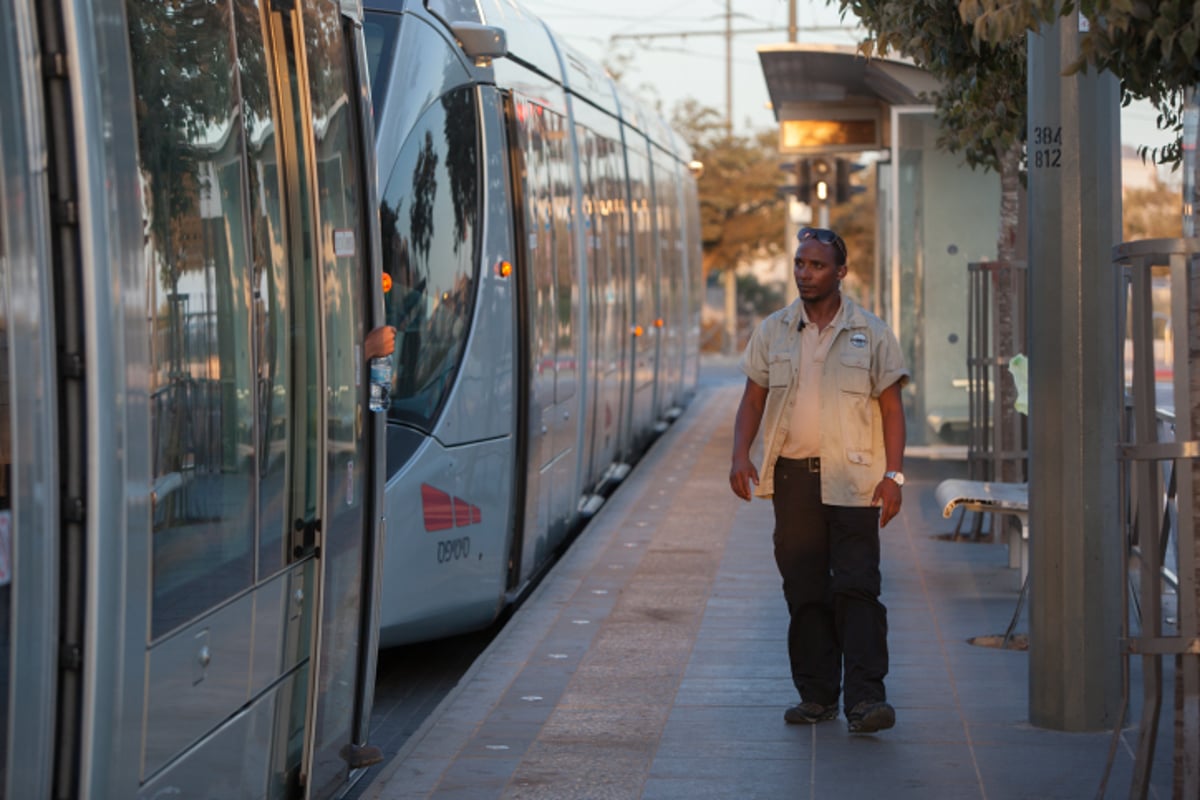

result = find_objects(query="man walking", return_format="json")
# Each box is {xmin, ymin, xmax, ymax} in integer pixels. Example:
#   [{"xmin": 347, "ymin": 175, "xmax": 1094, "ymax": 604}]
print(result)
[{"xmin": 729, "ymin": 226, "xmax": 909, "ymax": 734}]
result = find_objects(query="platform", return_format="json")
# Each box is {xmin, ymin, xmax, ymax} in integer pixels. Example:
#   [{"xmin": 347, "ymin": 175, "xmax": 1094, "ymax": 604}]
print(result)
[{"xmin": 357, "ymin": 378, "xmax": 1173, "ymax": 799}]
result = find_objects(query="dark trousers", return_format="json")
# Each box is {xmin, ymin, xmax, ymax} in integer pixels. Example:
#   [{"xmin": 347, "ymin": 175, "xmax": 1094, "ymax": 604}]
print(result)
[{"xmin": 771, "ymin": 457, "xmax": 888, "ymax": 711}]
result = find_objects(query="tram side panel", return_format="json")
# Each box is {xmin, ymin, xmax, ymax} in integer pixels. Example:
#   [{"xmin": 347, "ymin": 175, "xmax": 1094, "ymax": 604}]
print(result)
[
  {"xmin": 571, "ymin": 103, "xmax": 630, "ymax": 491},
  {"xmin": 505, "ymin": 87, "xmax": 581, "ymax": 589}
]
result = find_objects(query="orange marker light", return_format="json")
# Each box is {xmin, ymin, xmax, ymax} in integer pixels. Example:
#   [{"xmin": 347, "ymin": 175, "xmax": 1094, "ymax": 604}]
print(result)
[
  {"xmin": 495, "ymin": 260, "xmax": 513, "ymax": 278},
  {"xmin": 632, "ymin": 325, "xmax": 644, "ymax": 337},
  {"xmin": 381, "ymin": 272, "xmax": 393, "ymax": 293},
  {"xmin": 654, "ymin": 318, "xmax": 664, "ymax": 328}
]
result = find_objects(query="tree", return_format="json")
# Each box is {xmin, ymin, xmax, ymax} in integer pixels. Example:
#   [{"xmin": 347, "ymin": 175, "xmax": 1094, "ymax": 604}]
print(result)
[
  {"xmin": 961, "ymin": 0, "xmax": 1200, "ymax": 165},
  {"xmin": 1123, "ymin": 180, "xmax": 1183, "ymax": 241},
  {"xmin": 671, "ymin": 100, "xmax": 788, "ymax": 279},
  {"xmin": 837, "ymin": 0, "xmax": 1027, "ymax": 483}
]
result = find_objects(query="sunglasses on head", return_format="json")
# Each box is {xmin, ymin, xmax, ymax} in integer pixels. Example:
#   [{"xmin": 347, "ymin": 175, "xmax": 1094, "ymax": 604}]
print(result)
[{"xmin": 797, "ymin": 227, "xmax": 847, "ymax": 261}]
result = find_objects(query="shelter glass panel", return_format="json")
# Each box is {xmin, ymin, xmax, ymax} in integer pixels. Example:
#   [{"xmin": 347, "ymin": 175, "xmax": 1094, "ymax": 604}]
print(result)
[{"xmin": 892, "ymin": 109, "xmax": 999, "ymax": 447}]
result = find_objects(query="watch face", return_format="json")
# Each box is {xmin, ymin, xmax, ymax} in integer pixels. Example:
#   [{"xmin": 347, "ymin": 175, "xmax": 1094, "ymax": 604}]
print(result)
[{"xmin": 887, "ymin": 471, "xmax": 905, "ymax": 486}]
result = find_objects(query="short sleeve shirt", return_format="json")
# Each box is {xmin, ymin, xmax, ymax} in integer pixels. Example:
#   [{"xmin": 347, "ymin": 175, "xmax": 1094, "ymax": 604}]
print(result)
[{"xmin": 740, "ymin": 294, "xmax": 909, "ymax": 505}]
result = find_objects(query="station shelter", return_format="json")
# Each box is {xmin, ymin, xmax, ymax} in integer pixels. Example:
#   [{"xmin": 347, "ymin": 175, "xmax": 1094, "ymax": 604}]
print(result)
[{"xmin": 759, "ymin": 45, "xmax": 1002, "ymax": 448}]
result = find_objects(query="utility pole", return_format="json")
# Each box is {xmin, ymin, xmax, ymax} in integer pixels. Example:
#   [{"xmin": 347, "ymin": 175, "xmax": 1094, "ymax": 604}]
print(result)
[
  {"xmin": 788, "ymin": 0, "xmax": 797, "ymax": 42},
  {"xmin": 723, "ymin": 0, "xmax": 736, "ymax": 351},
  {"xmin": 1026, "ymin": 5, "xmax": 1121, "ymax": 732},
  {"xmin": 725, "ymin": 0, "xmax": 733, "ymax": 134}
]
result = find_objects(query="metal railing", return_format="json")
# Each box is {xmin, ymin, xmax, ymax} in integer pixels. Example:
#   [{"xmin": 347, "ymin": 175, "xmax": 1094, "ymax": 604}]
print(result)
[
  {"xmin": 960, "ymin": 260, "xmax": 1028, "ymax": 539},
  {"xmin": 1112, "ymin": 237, "xmax": 1199, "ymax": 799}
]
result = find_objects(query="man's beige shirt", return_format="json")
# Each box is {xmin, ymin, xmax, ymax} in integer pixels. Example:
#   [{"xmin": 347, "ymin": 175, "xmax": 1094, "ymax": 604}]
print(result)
[
  {"xmin": 781, "ymin": 301, "xmax": 845, "ymax": 459},
  {"xmin": 740, "ymin": 294, "xmax": 910, "ymax": 505}
]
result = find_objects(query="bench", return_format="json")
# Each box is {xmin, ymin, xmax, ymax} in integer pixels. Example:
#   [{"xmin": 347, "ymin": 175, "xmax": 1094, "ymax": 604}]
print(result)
[
  {"xmin": 934, "ymin": 479, "xmax": 1031, "ymax": 647},
  {"xmin": 934, "ymin": 479, "xmax": 1030, "ymax": 582}
]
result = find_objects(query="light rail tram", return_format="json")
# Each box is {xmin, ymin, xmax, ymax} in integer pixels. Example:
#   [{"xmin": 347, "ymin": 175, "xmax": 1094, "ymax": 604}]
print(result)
[
  {"xmin": 363, "ymin": 0, "xmax": 703, "ymax": 647},
  {"xmin": 0, "ymin": 0, "xmax": 701, "ymax": 795},
  {"xmin": 2, "ymin": 0, "xmax": 390, "ymax": 796}
]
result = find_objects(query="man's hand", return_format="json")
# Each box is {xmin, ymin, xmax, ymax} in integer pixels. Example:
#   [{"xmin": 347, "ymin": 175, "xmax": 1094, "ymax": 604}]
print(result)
[
  {"xmin": 730, "ymin": 455, "xmax": 759, "ymax": 502},
  {"xmin": 365, "ymin": 325, "xmax": 396, "ymax": 360},
  {"xmin": 871, "ymin": 478, "xmax": 902, "ymax": 528}
]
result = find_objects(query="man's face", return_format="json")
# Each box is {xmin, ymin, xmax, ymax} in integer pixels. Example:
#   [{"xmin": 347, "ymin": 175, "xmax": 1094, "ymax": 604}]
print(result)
[{"xmin": 793, "ymin": 239, "xmax": 847, "ymax": 304}]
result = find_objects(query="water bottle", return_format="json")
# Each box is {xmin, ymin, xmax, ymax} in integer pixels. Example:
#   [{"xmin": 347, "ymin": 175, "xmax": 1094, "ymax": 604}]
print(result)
[{"xmin": 368, "ymin": 356, "xmax": 392, "ymax": 413}]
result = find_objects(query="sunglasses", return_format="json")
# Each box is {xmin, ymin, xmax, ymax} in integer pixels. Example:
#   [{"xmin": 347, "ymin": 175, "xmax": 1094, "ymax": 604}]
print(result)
[{"xmin": 797, "ymin": 227, "xmax": 847, "ymax": 262}]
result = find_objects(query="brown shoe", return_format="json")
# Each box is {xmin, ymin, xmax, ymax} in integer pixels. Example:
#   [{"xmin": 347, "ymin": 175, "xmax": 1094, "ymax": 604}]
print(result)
[
  {"xmin": 784, "ymin": 701, "xmax": 839, "ymax": 724},
  {"xmin": 846, "ymin": 700, "xmax": 895, "ymax": 733}
]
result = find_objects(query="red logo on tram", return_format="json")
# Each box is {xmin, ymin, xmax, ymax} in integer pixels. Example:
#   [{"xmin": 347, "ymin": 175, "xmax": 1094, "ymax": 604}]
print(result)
[{"xmin": 421, "ymin": 484, "xmax": 482, "ymax": 532}]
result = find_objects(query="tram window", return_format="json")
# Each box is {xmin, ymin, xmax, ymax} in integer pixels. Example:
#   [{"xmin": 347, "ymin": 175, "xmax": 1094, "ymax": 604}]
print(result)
[
  {"xmin": 128, "ymin": 0, "xmax": 256, "ymax": 639},
  {"xmin": 363, "ymin": 13, "xmax": 400, "ymax": 120},
  {"xmin": 426, "ymin": 0, "xmax": 483, "ymax": 24},
  {"xmin": 380, "ymin": 87, "xmax": 480, "ymax": 431}
]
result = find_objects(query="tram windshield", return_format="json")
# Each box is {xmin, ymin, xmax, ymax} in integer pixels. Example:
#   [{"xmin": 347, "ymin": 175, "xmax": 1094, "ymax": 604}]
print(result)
[{"xmin": 378, "ymin": 86, "xmax": 480, "ymax": 431}]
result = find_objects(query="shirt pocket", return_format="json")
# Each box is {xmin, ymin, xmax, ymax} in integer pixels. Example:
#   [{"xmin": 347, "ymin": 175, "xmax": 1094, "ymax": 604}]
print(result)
[
  {"xmin": 837, "ymin": 349, "xmax": 872, "ymax": 457},
  {"xmin": 767, "ymin": 351, "xmax": 792, "ymax": 387}
]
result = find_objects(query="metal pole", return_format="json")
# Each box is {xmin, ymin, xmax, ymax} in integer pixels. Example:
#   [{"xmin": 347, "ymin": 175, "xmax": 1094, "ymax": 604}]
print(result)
[
  {"xmin": 722, "ymin": 0, "xmax": 735, "ymax": 353},
  {"xmin": 1026, "ymin": 5, "xmax": 1122, "ymax": 730},
  {"xmin": 725, "ymin": 0, "xmax": 732, "ymax": 134},
  {"xmin": 788, "ymin": 0, "xmax": 797, "ymax": 43}
]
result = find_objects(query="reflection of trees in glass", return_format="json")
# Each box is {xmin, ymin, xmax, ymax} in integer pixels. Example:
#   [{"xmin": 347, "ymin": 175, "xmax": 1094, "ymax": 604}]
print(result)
[
  {"xmin": 441, "ymin": 90, "xmax": 478, "ymax": 249},
  {"xmin": 302, "ymin": 0, "xmax": 345, "ymax": 118},
  {"xmin": 233, "ymin": 0, "xmax": 270, "ymax": 134},
  {"xmin": 379, "ymin": 89, "xmax": 480, "ymax": 429},
  {"xmin": 408, "ymin": 132, "xmax": 438, "ymax": 265},
  {"xmin": 127, "ymin": 0, "xmax": 234, "ymax": 254}
]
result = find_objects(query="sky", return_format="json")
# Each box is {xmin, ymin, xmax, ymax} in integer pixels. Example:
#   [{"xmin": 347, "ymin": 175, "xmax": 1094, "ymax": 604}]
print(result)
[{"xmin": 517, "ymin": 0, "xmax": 1174, "ymax": 156}]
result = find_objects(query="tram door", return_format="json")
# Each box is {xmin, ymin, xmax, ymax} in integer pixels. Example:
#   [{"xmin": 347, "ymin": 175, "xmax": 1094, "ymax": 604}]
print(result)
[
  {"xmin": 0, "ymin": 4, "xmax": 61, "ymax": 796},
  {"xmin": 624, "ymin": 141, "xmax": 659, "ymax": 446},
  {"xmin": 510, "ymin": 93, "xmax": 580, "ymax": 565},
  {"xmin": 125, "ymin": 0, "xmax": 376, "ymax": 797}
]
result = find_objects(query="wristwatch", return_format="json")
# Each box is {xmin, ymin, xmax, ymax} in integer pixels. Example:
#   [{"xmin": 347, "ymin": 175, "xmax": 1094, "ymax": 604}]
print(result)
[{"xmin": 883, "ymin": 471, "xmax": 905, "ymax": 486}]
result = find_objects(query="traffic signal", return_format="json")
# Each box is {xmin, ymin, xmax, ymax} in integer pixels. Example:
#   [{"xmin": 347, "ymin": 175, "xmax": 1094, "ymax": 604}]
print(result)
[
  {"xmin": 780, "ymin": 158, "xmax": 862, "ymax": 204},
  {"xmin": 810, "ymin": 157, "xmax": 833, "ymax": 202},
  {"xmin": 835, "ymin": 158, "xmax": 868, "ymax": 204},
  {"xmin": 777, "ymin": 160, "xmax": 813, "ymax": 203}
]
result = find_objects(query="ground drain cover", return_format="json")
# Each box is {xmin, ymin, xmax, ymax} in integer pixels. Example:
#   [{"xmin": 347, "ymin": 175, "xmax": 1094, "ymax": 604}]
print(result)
[{"xmin": 968, "ymin": 634, "xmax": 1029, "ymax": 651}]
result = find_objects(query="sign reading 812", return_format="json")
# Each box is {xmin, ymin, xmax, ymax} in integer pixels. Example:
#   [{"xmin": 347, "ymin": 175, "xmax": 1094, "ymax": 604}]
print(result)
[{"xmin": 1032, "ymin": 125, "xmax": 1063, "ymax": 169}]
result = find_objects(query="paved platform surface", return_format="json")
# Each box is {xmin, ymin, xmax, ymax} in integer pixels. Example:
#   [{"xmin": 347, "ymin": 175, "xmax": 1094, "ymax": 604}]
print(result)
[{"xmin": 358, "ymin": 378, "xmax": 1174, "ymax": 800}]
